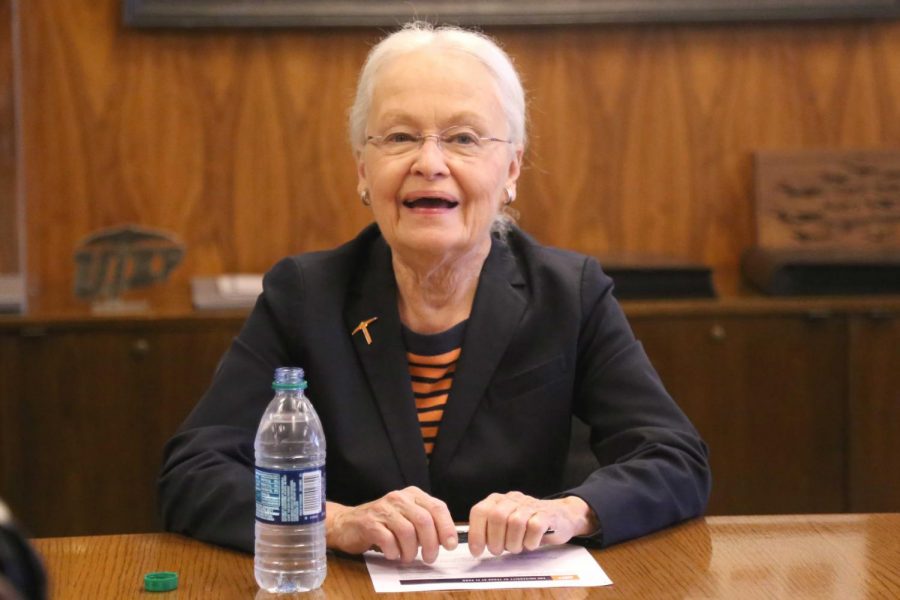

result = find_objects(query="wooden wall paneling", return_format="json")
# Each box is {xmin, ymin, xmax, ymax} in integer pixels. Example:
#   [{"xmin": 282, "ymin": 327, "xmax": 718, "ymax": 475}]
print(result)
[
  {"xmin": 8, "ymin": 329, "xmax": 158, "ymax": 536},
  {"xmin": 18, "ymin": 0, "xmax": 373, "ymax": 311},
  {"xmin": 0, "ymin": 320, "xmax": 239, "ymax": 537},
  {"xmin": 136, "ymin": 322, "xmax": 244, "ymax": 520},
  {"xmin": 628, "ymin": 314, "xmax": 847, "ymax": 515},
  {"xmin": 0, "ymin": 332, "xmax": 19, "ymax": 511},
  {"xmin": 124, "ymin": 323, "xmax": 242, "ymax": 534},
  {"xmin": 0, "ymin": 0, "xmax": 16, "ymax": 274},
  {"xmin": 17, "ymin": 0, "xmax": 900, "ymax": 311},
  {"xmin": 500, "ymin": 21, "xmax": 900, "ymax": 269},
  {"xmin": 848, "ymin": 312, "xmax": 900, "ymax": 512}
]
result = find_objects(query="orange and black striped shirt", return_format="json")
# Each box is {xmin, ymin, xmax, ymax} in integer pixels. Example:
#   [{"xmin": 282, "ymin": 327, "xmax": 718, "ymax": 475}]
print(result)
[{"xmin": 402, "ymin": 320, "xmax": 467, "ymax": 458}]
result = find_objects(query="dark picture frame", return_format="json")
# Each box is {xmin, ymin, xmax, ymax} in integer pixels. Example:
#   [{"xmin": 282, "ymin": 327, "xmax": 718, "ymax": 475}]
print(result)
[{"xmin": 123, "ymin": 0, "xmax": 900, "ymax": 28}]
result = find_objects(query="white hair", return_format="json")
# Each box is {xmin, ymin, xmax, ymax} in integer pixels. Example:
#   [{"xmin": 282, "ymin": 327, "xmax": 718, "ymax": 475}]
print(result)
[
  {"xmin": 349, "ymin": 21, "xmax": 527, "ymax": 152},
  {"xmin": 349, "ymin": 21, "xmax": 526, "ymax": 236}
]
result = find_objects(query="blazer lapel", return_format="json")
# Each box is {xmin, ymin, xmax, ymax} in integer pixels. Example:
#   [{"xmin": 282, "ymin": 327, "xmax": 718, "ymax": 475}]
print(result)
[
  {"xmin": 344, "ymin": 236, "xmax": 431, "ymax": 491},
  {"xmin": 429, "ymin": 236, "xmax": 527, "ymax": 477}
]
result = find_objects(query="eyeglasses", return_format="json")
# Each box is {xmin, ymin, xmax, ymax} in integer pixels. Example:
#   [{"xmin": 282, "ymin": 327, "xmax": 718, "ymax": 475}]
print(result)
[{"xmin": 365, "ymin": 125, "xmax": 513, "ymax": 158}]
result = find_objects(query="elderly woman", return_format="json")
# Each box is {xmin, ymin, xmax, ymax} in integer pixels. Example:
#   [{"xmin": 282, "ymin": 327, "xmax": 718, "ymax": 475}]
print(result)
[{"xmin": 159, "ymin": 21, "xmax": 710, "ymax": 563}]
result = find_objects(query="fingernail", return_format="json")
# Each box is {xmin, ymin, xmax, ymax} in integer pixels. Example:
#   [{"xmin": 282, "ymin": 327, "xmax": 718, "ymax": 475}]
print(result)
[{"xmin": 445, "ymin": 536, "xmax": 458, "ymax": 549}]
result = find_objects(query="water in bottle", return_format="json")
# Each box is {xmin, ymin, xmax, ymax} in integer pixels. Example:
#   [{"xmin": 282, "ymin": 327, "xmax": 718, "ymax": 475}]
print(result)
[{"xmin": 254, "ymin": 367, "xmax": 327, "ymax": 593}]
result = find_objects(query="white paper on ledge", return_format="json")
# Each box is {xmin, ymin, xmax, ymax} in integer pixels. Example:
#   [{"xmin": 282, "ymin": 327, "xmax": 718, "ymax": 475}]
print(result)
[
  {"xmin": 364, "ymin": 542, "xmax": 612, "ymax": 593},
  {"xmin": 215, "ymin": 274, "xmax": 263, "ymax": 297}
]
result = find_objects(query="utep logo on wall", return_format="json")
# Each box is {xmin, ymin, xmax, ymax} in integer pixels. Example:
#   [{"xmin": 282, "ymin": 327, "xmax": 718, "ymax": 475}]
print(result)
[{"xmin": 74, "ymin": 225, "xmax": 184, "ymax": 301}]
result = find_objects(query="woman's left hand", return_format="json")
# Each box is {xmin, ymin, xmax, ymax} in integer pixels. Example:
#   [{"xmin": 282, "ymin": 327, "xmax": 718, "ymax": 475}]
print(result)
[{"xmin": 466, "ymin": 492, "xmax": 598, "ymax": 557}]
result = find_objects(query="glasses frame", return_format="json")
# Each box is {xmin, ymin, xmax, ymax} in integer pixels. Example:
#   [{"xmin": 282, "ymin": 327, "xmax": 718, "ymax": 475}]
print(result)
[{"xmin": 365, "ymin": 125, "xmax": 514, "ymax": 158}]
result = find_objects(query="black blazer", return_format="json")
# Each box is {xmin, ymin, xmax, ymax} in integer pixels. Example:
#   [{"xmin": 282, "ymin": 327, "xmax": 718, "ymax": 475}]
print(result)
[{"xmin": 158, "ymin": 224, "xmax": 710, "ymax": 552}]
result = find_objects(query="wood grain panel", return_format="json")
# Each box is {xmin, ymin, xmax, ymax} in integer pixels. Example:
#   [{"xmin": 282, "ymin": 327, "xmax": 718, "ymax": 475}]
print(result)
[
  {"xmin": 0, "ymin": 332, "xmax": 17, "ymax": 496},
  {"xmin": 18, "ymin": 0, "xmax": 372, "ymax": 311},
  {"xmin": 629, "ymin": 314, "xmax": 847, "ymax": 514},
  {"xmin": 30, "ymin": 517, "xmax": 900, "ymax": 599},
  {"xmin": 505, "ymin": 22, "xmax": 900, "ymax": 263},
  {"xmin": 848, "ymin": 313, "xmax": 900, "ymax": 512},
  {"xmin": 16, "ymin": 1, "xmax": 900, "ymax": 310},
  {"xmin": 0, "ymin": 322, "xmax": 240, "ymax": 537},
  {"xmin": 0, "ymin": 0, "xmax": 16, "ymax": 274}
]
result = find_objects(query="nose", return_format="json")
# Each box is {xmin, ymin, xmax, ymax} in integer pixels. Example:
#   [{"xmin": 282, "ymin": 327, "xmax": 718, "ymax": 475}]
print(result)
[
  {"xmin": 419, "ymin": 134, "xmax": 443, "ymax": 152},
  {"xmin": 410, "ymin": 135, "xmax": 449, "ymax": 179}
]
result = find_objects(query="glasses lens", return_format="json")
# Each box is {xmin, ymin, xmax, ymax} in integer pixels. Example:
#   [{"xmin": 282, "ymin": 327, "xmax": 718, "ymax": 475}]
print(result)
[
  {"xmin": 440, "ymin": 127, "xmax": 482, "ymax": 157},
  {"xmin": 379, "ymin": 131, "xmax": 419, "ymax": 155}
]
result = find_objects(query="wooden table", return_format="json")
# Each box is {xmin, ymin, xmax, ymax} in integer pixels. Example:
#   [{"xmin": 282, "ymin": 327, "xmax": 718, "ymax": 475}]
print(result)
[{"xmin": 31, "ymin": 514, "xmax": 900, "ymax": 599}]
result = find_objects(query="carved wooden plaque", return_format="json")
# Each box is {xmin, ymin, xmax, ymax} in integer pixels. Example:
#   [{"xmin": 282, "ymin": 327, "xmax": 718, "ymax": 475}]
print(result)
[{"xmin": 754, "ymin": 150, "xmax": 900, "ymax": 251}]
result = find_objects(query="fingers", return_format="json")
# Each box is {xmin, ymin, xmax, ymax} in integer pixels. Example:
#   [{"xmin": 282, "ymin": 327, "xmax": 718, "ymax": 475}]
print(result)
[
  {"xmin": 368, "ymin": 524, "xmax": 402, "ymax": 560},
  {"xmin": 522, "ymin": 511, "xmax": 554, "ymax": 551},
  {"xmin": 468, "ymin": 492, "xmax": 568, "ymax": 557},
  {"xmin": 328, "ymin": 487, "xmax": 454, "ymax": 564},
  {"xmin": 401, "ymin": 489, "xmax": 446, "ymax": 562},
  {"xmin": 466, "ymin": 494, "xmax": 493, "ymax": 557},
  {"xmin": 486, "ymin": 494, "xmax": 522, "ymax": 555},
  {"xmin": 379, "ymin": 487, "xmax": 446, "ymax": 563},
  {"xmin": 417, "ymin": 493, "xmax": 458, "ymax": 552},
  {"xmin": 383, "ymin": 498, "xmax": 423, "ymax": 562},
  {"xmin": 404, "ymin": 487, "xmax": 457, "ymax": 561}
]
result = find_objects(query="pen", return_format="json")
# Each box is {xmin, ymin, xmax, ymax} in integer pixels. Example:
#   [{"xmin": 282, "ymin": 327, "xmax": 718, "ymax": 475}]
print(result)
[
  {"xmin": 369, "ymin": 528, "xmax": 556, "ymax": 553},
  {"xmin": 456, "ymin": 528, "xmax": 555, "ymax": 544}
]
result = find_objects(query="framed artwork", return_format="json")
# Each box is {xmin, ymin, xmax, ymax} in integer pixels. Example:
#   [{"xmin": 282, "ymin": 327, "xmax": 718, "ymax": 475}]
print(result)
[{"xmin": 123, "ymin": 0, "xmax": 900, "ymax": 28}]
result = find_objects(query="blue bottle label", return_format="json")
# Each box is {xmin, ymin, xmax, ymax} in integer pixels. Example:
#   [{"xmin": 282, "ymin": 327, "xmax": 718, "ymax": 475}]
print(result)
[{"xmin": 255, "ymin": 465, "xmax": 326, "ymax": 525}]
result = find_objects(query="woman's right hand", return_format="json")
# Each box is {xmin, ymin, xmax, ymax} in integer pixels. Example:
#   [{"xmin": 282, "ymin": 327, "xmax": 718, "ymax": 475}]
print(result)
[{"xmin": 325, "ymin": 486, "xmax": 458, "ymax": 563}]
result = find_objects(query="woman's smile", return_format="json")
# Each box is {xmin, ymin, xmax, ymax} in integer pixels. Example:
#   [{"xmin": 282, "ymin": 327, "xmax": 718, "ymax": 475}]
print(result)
[{"xmin": 402, "ymin": 192, "xmax": 460, "ymax": 214}]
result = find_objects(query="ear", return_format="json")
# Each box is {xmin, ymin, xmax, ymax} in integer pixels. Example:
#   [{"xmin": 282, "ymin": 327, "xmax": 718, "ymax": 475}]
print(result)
[
  {"xmin": 356, "ymin": 150, "xmax": 369, "ymax": 196},
  {"xmin": 504, "ymin": 145, "xmax": 524, "ymax": 196}
]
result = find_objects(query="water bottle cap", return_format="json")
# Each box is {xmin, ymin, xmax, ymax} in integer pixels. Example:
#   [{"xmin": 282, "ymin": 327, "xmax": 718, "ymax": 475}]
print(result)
[
  {"xmin": 144, "ymin": 571, "xmax": 178, "ymax": 592},
  {"xmin": 272, "ymin": 366, "xmax": 308, "ymax": 390}
]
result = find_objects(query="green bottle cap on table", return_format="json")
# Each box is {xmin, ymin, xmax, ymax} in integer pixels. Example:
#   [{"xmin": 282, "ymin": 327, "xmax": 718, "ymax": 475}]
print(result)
[{"xmin": 144, "ymin": 571, "xmax": 178, "ymax": 592}]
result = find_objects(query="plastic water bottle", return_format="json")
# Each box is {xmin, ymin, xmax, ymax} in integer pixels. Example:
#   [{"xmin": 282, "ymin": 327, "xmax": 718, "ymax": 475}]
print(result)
[{"xmin": 254, "ymin": 367, "xmax": 327, "ymax": 592}]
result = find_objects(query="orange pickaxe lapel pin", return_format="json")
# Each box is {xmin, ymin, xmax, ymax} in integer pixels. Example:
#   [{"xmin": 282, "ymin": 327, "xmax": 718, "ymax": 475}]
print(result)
[{"xmin": 352, "ymin": 317, "xmax": 379, "ymax": 345}]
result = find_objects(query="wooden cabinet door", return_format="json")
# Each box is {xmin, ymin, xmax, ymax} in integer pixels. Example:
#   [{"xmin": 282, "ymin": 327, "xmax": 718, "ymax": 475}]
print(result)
[
  {"xmin": 0, "ymin": 333, "xmax": 18, "ymax": 506},
  {"xmin": 628, "ymin": 314, "xmax": 847, "ymax": 515},
  {"xmin": 849, "ymin": 312, "xmax": 900, "ymax": 512},
  {"xmin": 0, "ymin": 323, "xmax": 239, "ymax": 537}
]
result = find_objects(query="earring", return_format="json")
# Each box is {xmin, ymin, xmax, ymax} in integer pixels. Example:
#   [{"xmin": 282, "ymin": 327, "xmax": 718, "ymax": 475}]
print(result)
[
  {"xmin": 504, "ymin": 188, "xmax": 516, "ymax": 206},
  {"xmin": 360, "ymin": 190, "xmax": 371, "ymax": 206}
]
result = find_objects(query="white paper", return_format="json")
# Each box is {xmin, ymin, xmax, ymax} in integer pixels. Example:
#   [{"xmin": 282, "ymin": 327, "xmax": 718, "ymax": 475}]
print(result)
[
  {"xmin": 215, "ymin": 274, "xmax": 263, "ymax": 297},
  {"xmin": 364, "ymin": 543, "xmax": 612, "ymax": 593}
]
